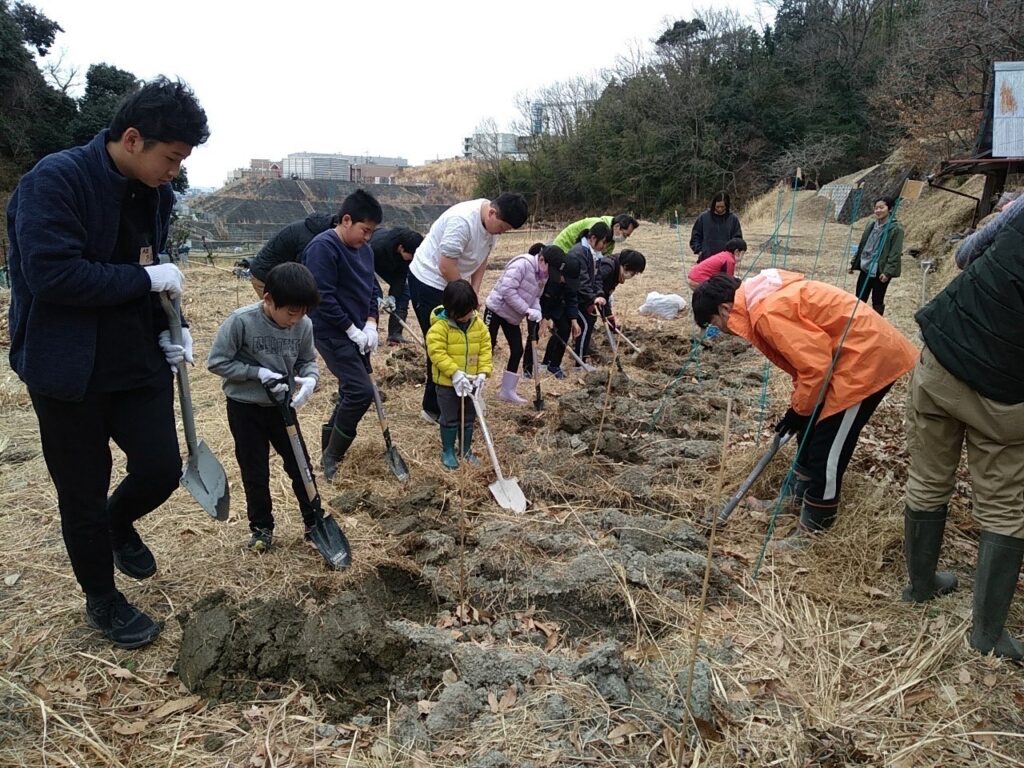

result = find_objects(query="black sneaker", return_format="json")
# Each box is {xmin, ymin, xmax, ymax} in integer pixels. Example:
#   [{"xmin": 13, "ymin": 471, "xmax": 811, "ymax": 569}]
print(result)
[
  {"xmin": 86, "ymin": 592, "xmax": 160, "ymax": 649},
  {"xmin": 248, "ymin": 528, "xmax": 273, "ymax": 552},
  {"xmin": 112, "ymin": 527, "xmax": 157, "ymax": 580}
]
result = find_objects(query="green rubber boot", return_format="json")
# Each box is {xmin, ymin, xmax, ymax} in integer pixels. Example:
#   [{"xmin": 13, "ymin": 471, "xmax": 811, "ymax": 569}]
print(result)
[{"xmin": 440, "ymin": 426, "xmax": 460, "ymax": 470}]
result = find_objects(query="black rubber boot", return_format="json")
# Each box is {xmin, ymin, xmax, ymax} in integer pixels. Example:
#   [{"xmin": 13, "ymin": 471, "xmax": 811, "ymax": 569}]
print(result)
[
  {"xmin": 321, "ymin": 422, "xmax": 332, "ymax": 454},
  {"xmin": 901, "ymin": 506, "xmax": 958, "ymax": 602},
  {"xmin": 322, "ymin": 428, "xmax": 355, "ymax": 481},
  {"xmin": 970, "ymin": 531, "xmax": 1024, "ymax": 661},
  {"xmin": 800, "ymin": 495, "xmax": 839, "ymax": 533},
  {"xmin": 86, "ymin": 591, "xmax": 160, "ymax": 649}
]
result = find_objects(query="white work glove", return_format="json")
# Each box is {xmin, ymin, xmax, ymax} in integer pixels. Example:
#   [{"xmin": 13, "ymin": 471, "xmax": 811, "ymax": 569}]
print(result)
[
  {"xmin": 257, "ymin": 367, "xmax": 288, "ymax": 394},
  {"xmin": 363, "ymin": 321, "xmax": 379, "ymax": 353},
  {"xmin": 452, "ymin": 370, "xmax": 473, "ymax": 398},
  {"xmin": 291, "ymin": 375, "xmax": 316, "ymax": 410},
  {"xmin": 473, "ymin": 373, "xmax": 487, "ymax": 393},
  {"xmin": 145, "ymin": 263, "xmax": 184, "ymax": 300},
  {"xmin": 345, "ymin": 324, "xmax": 369, "ymax": 354},
  {"xmin": 526, "ymin": 308, "xmax": 542, "ymax": 323},
  {"xmin": 157, "ymin": 328, "xmax": 193, "ymax": 373}
]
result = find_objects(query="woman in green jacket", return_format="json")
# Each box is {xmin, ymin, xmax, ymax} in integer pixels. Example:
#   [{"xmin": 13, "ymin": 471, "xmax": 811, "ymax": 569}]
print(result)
[{"xmin": 849, "ymin": 196, "xmax": 904, "ymax": 316}]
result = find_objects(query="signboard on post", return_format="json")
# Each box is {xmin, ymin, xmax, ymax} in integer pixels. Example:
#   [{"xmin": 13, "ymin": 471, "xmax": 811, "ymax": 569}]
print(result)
[{"xmin": 994, "ymin": 62, "xmax": 1024, "ymax": 158}]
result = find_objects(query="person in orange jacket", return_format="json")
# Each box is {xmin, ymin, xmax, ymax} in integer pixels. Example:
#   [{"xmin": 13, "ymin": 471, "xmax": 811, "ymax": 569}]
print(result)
[{"xmin": 692, "ymin": 268, "xmax": 918, "ymax": 537}]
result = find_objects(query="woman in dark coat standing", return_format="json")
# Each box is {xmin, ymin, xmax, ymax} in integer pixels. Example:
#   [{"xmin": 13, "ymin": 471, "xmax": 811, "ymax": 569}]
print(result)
[{"xmin": 690, "ymin": 191, "xmax": 743, "ymax": 263}]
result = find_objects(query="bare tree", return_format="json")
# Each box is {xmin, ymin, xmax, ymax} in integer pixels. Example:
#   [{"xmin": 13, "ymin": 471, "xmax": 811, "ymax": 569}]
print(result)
[{"xmin": 40, "ymin": 48, "xmax": 80, "ymax": 95}]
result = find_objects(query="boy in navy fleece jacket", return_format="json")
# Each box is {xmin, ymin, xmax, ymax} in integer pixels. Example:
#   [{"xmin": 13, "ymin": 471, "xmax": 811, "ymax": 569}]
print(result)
[
  {"xmin": 5, "ymin": 78, "xmax": 209, "ymax": 650},
  {"xmin": 302, "ymin": 190, "xmax": 384, "ymax": 480}
]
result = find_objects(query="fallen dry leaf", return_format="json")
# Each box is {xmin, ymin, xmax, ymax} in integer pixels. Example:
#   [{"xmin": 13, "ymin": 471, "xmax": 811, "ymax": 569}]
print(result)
[
  {"xmin": 607, "ymin": 721, "xmax": 644, "ymax": 743},
  {"xmin": 112, "ymin": 720, "xmax": 149, "ymax": 736},
  {"xmin": 416, "ymin": 700, "xmax": 435, "ymax": 715},
  {"xmin": 860, "ymin": 583, "xmax": 888, "ymax": 599},
  {"xmin": 983, "ymin": 673, "xmax": 997, "ymax": 688},
  {"xmin": 441, "ymin": 668, "xmax": 458, "ymax": 685},
  {"xmin": 958, "ymin": 669, "xmax": 971, "ymax": 685},
  {"xmin": 149, "ymin": 694, "xmax": 202, "ymax": 722},
  {"xmin": 4, "ymin": 573, "xmax": 20, "ymax": 587}
]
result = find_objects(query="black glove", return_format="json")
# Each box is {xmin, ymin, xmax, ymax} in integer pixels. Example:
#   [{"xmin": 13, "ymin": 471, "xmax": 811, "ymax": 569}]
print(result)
[{"xmin": 775, "ymin": 408, "xmax": 810, "ymax": 436}]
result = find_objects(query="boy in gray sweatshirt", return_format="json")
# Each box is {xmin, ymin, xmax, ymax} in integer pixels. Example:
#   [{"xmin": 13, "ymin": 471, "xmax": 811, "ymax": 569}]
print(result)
[{"xmin": 207, "ymin": 263, "xmax": 321, "ymax": 551}]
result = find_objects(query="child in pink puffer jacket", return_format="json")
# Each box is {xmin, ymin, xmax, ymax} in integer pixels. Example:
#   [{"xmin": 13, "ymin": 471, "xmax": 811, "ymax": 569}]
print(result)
[{"xmin": 483, "ymin": 243, "xmax": 566, "ymax": 403}]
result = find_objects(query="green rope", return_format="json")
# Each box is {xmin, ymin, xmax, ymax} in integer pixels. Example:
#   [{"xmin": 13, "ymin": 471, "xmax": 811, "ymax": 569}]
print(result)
[
  {"xmin": 780, "ymin": 179, "xmax": 800, "ymax": 268},
  {"xmin": 837, "ymin": 188, "xmax": 864, "ymax": 288},
  {"xmin": 809, "ymin": 195, "xmax": 834, "ymax": 279}
]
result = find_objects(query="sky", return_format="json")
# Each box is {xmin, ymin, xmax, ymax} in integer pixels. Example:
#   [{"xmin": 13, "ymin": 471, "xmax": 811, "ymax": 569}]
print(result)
[{"xmin": 30, "ymin": 0, "xmax": 768, "ymax": 189}]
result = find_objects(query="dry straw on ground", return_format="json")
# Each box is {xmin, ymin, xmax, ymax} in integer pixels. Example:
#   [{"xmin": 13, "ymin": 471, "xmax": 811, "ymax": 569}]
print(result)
[{"xmin": 1, "ymin": 182, "xmax": 1023, "ymax": 767}]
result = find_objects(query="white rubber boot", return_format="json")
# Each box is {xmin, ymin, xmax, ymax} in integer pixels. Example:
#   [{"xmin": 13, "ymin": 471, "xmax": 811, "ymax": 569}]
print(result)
[{"xmin": 498, "ymin": 370, "xmax": 527, "ymax": 405}]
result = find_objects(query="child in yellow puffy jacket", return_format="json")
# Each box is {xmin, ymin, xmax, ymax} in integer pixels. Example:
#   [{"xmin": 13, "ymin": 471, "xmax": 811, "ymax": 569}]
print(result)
[{"xmin": 425, "ymin": 279, "xmax": 493, "ymax": 469}]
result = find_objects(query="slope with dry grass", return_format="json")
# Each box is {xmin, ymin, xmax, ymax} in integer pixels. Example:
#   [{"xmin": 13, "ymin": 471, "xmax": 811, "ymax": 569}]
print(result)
[{"xmin": 1, "ymin": 184, "xmax": 1023, "ymax": 768}]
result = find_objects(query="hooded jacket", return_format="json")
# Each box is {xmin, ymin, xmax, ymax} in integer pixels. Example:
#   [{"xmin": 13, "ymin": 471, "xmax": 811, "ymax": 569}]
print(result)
[
  {"xmin": 426, "ymin": 307, "xmax": 493, "ymax": 386},
  {"xmin": 727, "ymin": 269, "xmax": 917, "ymax": 418},
  {"xmin": 249, "ymin": 213, "xmax": 336, "ymax": 281},
  {"xmin": 554, "ymin": 216, "xmax": 616, "ymax": 256},
  {"xmin": 485, "ymin": 253, "xmax": 545, "ymax": 324}
]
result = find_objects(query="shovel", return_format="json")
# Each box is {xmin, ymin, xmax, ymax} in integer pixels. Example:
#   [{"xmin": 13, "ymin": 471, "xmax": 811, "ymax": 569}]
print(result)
[
  {"xmin": 614, "ymin": 325, "xmax": 643, "ymax": 354},
  {"xmin": 159, "ymin": 294, "xmax": 230, "ymax": 521},
  {"xmin": 552, "ymin": 331, "xmax": 597, "ymax": 372},
  {"xmin": 600, "ymin": 314, "xmax": 625, "ymax": 374},
  {"xmin": 715, "ymin": 432, "xmax": 794, "ymax": 525},
  {"xmin": 470, "ymin": 389, "xmax": 527, "ymax": 513},
  {"xmin": 363, "ymin": 357, "xmax": 410, "ymax": 482},
  {"xmin": 529, "ymin": 321, "xmax": 543, "ymax": 411},
  {"xmin": 376, "ymin": 277, "xmax": 426, "ymax": 350},
  {"xmin": 261, "ymin": 380, "xmax": 352, "ymax": 569}
]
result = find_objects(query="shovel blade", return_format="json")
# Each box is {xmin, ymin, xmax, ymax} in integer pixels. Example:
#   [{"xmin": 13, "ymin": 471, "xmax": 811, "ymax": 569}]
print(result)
[
  {"xmin": 533, "ymin": 397, "xmax": 544, "ymax": 411},
  {"xmin": 385, "ymin": 446, "xmax": 410, "ymax": 482},
  {"xmin": 488, "ymin": 477, "xmax": 527, "ymax": 514},
  {"xmin": 182, "ymin": 439, "xmax": 230, "ymax": 521},
  {"xmin": 308, "ymin": 514, "xmax": 352, "ymax": 569}
]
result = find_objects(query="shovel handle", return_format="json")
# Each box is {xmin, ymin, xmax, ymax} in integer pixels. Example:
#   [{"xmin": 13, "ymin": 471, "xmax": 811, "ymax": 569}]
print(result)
[
  {"xmin": 614, "ymin": 326, "xmax": 643, "ymax": 353},
  {"xmin": 717, "ymin": 432, "xmax": 794, "ymax": 524},
  {"xmin": 159, "ymin": 292, "xmax": 199, "ymax": 454},
  {"xmin": 470, "ymin": 392, "xmax": 506, "ymax": 483}
]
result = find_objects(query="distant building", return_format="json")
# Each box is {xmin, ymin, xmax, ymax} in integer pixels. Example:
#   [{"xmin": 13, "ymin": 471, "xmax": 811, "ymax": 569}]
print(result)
[
  {"xmin": 225, "ymin": 158, "xmax": 283, "ymax": 184},
  {"xmin": 283, "ymin": 152, "xmax": 409, "ymax": 182},
  {"xmin": 463, "ymin": 132, "xmax": 526, "ymax": 161}
]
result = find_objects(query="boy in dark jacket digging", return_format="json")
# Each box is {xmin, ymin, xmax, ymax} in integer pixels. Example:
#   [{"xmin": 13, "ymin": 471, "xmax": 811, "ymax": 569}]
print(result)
[
  {"xmin": 303, "ymin": 190, "xmax": 383, "ymax": 480},
  {"xmin": 538, "ymin": 258, "xmax": 583, "ymax": 378},
  {"xmin": 371, "ymin": 226, "xmax": 424, "ymax": 345},
  {"xmin": 595, "ymin": 248, "xmax": 646, "ymax": 332},
  {"xmin": 6, "ymin": 77, "xmax": 209, "ymax": 648},
  {"xmin": 208, "ymin": 263, "xmax": 321, "ymax": 552},
  {"xmin": 565, "ymin": 222, "xmax": 611, "ymax": 364}
]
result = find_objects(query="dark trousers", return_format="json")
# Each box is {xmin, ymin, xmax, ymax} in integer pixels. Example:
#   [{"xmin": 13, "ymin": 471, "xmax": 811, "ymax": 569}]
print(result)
[
  {"xmin": 573, "ymin": 307, "xmax": 597, "ymax": 361},
  {"xmin": 408, "ymin": 272, "xmax": 444, "ymax": 417},
  {"xmin": 30, "ymin": 378, "xmax": 180, "ymax": 598},
  {"xmin": 385, "ymin": 276, "xmax": 411, "ymax": 339},
  {"xmin": 484, "ymin": 308, "xmax": 525, "ymax": 373},
  {"xmin": 523, "ymin": 320, "xmax": 540, "ymax": 375},
  {"xmin": 855, "ymin": 271, "xmax": 891, "ymax": 316},
  {"xmin": 795, "ymin": 384, "xmax": 892, "ymax": 505},
  {"xmin": 437, "ymin": 385, "xmax": 477, "ymax": 429},
  {"xmin": 542, "ymin": 315, "xmax": 573, "ymax": 368},
  {"xmin": 226, "ymin": 399, "xmax": 317, "ymax": 532},
  {"xmin": 314, "ymin": 336, "xmax": 374, "ymax": 438}
]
